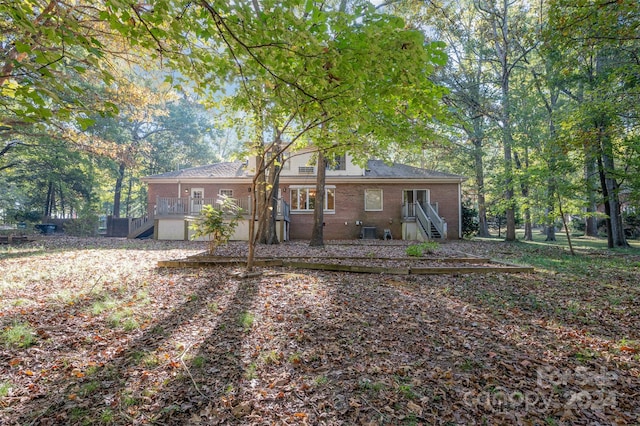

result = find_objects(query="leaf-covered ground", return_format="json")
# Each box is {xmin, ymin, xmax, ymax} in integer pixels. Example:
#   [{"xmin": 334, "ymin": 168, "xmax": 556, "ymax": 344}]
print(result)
[{"xmin": 1, "ymin": 237, "xmax": 638, "ymax": 425}]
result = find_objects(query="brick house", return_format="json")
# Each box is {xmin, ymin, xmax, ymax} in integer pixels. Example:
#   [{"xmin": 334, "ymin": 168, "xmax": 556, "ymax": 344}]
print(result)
[{"xmin": 134, "ymin": 151, "xmax": 466, "ymax": 241}]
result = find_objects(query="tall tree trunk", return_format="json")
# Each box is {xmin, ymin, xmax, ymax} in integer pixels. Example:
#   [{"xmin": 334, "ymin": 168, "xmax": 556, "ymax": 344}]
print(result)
[
  {"xmin": 545, "ymin": 155, "xmax": 557, "ymax": 241},
  {"xmin": 487, "ymin": 0, "xmax": 517, "ymax": 241},
  {"xmin": 597, "ymin": 154, "xmax": 614, "ymax": 248},
  {"xmin": 545, "ymin": 208, "xmax": 556, "ymax": 241},
  {"xmin": 545, "ymin": 154, "xmax": 557, "ymax": 242},
  {"xmin": 310, "ymin": 151, "xmax": 327, "ymax": 247},
  {"xmin": 266, "ymin": 160, "xmax": 280, "ymax": 245},
  {"xmin": 113, "ymin": 162, "xmax": 126, "ymax": 218},
  {"xmin": 58, "ymin": 182, "xmax": 65, "ymax": 218},
  {"xmin": 514, "ymin": 150, "xmax": 532, "ymax": 240},
  {"xmin": 544, "ymin": 90, "xmax": 560, "ymax": 242},
  {"xmin": 583, "ymin": 145, "xmax": 599, "ymax": 237},
  {"xmin": 472, "ymin": 134, "xmax": 490, "ymax": 237},
  {"xmin": 44, "ymin": 180, "xmax": 54, "ymax": 219},
  {"xmin": 502, "ymin": 90, "xmax": 516, "ymax": 242},
  {"xmin": 584, "ymin": 156, "xmax": 599, "ymax": 237},
  {"xmin": 125, "ymin": 175, "xmax": 133, "ymax": 217},
  {"xmin": 255, "ymin": 154, "xmax": 269, "ymax": 244},
  {"xmin": 600, "ymin": 140, "xmax": 628, "ymax": 248},
  {"xmin": 247, "ymin": 178, "xmax": 258, "ymax": 272},
  {"xmin": 256, "ymin": 151, "xmax": 281, "ymax": 245}
]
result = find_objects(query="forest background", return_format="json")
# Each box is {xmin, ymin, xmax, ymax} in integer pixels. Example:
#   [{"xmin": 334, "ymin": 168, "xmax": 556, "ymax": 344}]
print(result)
[{"xmin": 1, "ymin": 0, "xmax": 639, "ymax": 247}]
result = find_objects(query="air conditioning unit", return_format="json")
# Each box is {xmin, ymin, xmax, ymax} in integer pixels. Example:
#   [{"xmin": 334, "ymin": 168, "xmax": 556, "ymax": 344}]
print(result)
[{"xmin": 360, "ymin": 226, "xmax": 377, "ymax": 239}]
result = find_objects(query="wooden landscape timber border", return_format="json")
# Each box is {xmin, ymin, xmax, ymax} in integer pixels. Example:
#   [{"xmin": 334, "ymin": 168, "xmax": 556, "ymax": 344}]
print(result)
[
  {"xmin": 0, "ymin": 235, "xmax": 33, "ymax": 245},
  {"xmin": 158, "ymin": 256, "xmax": 534, "ymax": 275}
]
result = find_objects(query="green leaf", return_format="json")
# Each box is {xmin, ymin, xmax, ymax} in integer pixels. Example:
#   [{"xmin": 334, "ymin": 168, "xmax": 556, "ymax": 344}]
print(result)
[{"xmin": 77, "ymin": 117, "xmax": 96, "ymax": 130}]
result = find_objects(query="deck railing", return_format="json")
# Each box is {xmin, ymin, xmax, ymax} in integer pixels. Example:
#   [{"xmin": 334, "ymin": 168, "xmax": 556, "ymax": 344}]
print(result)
[
  {"xmin": 154, "ymin": 196, "xmax": 290, "ymax": 219},
  {"xmin": 128, "ymin": 196, "xmax": 290, "ymax": 238}
]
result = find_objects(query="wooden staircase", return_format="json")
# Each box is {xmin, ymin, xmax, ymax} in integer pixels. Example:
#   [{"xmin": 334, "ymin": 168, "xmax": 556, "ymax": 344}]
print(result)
[
  {"xmin": 128, "ymin": 215, "xmax": 154, "ymax": 239},
  {"xmin": 415, "ymin": 202, "xmax": 446, "ymax": 240}
]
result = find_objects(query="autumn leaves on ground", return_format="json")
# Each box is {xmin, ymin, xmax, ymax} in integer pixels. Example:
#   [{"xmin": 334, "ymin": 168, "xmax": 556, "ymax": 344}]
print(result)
[{"xmin": 1, "ymin": 238, "xmax": 639, "ymax": 425}]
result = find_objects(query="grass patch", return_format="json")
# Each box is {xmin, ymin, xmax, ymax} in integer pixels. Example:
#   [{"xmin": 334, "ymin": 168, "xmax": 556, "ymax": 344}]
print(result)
[
  {"xmin": 207, "ymin": 302, "xmax": 221, "ymax": 314},
  {"xmin": 260, "ymin": 350, "xmax": 281, "ymax": 365},
  {"xmin": 90, "ymin": 296, "xmax": 119, "ymax": 316},
  {"xmin": 239, "ymin": 311, "xmax": 254, "ymax": 331},
  {"xmin": 100, "ymin": 408, "xmax": 115, "ymax": 424},
  {"xmin": 80, "ymin": 380, "xmax": 100, "ymax": 396},
  {"xmin": 405, "ymin": 241, "xmax": 439, "ymax": 257},
  {"xmin": 192, "ymin": 356, "xmax": 206, "ymax": 368},
  {"xmin": 11, "ymin": 298, "xmax": 35, "ymax": 307},
  {"xmin": 122, "ymin": 393, "xmax": 140, "ymax": 407},
  {"xmin": 359, "ymin": 378, "xmax": 385, "ymax": 393},
  {"xmin": 130, "ymin": 351, "xmax": 159, "ymax": 367},
  {"xmin": 0, "ymin": 381, "xmax": 12, "ymax": 397},
  {"xmin": 314, "ymin": 375, "xmax": 329, "ymax": 386},
  {"xmin": 107, "ymin": 308, "xmax": 135, "ymax": 329},
  {"xmin": 49, "ymin": 288, "xmax": 80, "ymax": 305},
  {"xmin": 244, "ymin": 362, "xmax": 258, "ymax": 380},
  {"xmin": 1, "ymin": 322, "xmax": 36, "ymax": 348}
]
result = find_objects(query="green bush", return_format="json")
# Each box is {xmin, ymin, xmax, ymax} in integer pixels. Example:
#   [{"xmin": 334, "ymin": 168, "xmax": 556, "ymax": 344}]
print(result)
[
  {"xmin": 190, "ymin": 196, "xmax": 243, "ymax": 255},
  {"xmin": 461, "ymin": 204, "xmax": 479, "ymax": 238},
  {"xmin": 405, "ymin": 245, "xmax": 423, "ymax": 257},
  {"xmin": 64, "ymin": 212, "xmax": 99, "ymax": 237},
  {"xmin": 405, "ymin": 241, "xmax": 439, "ymax": 257}
]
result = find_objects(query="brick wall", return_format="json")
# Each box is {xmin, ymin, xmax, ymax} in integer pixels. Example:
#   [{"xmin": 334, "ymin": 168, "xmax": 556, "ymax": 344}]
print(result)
[
  {"xmin": 286, "ymin": 182, "xmax": 461, "ymax": 240},
  {"xmin": 147, "ymin": 181, "xmax": 461, "ymax": 241}
]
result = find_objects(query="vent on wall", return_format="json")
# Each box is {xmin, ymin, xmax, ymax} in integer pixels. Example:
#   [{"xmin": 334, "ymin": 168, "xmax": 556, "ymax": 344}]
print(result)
[{"xmin": 298, "ymin": 166, "xmax": 315, "ymax": 175}]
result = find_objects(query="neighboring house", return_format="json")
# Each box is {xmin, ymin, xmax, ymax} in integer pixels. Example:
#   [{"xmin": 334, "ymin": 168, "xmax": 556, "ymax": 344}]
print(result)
[{"xmin": 134, "ymin": 151, "xmax": 466, "ymax": 241}]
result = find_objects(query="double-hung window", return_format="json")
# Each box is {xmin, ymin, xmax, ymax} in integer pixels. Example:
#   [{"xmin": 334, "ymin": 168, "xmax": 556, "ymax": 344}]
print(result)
[
  {"xmin": 290, "ymin": 186, "xmax": 335, "ymax": 212},
  {"xmin": 364, "ymin": 189, "xmax": 383, "ymax": 211}
]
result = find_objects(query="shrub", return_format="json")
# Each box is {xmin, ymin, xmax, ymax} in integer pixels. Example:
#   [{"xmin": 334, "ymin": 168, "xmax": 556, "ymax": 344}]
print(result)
[
  {"xmin": 190, "ymin": 195, "xmax": 243, "ymax": 255},
  {"xmin": 64, "ymin": 206, "xmax": 99, "ymax": 237},
  {"xmin": 405, "ymin": 241, "xmax": 439, "ymax": 257},
  {"xmin": 461, "ymin": 204, "xmax": 479, "ymax": 238},
  {"xmin": 405, "ymin": 244, "xmax": 423, "ymax": 257}
]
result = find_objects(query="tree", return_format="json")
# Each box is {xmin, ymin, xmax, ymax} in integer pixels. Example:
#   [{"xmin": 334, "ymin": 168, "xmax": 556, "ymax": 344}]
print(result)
[
  {"xmin": 418, "ymin": 0, "xmax": 496, "ymax": 238},
  {"xmin": 0, "ymin": 1, "xmax": 138, "ymax": 135},
  {"xmin": 474, "ymin": 0, "xmax": 538, "ymax": 242},
  {"xmin": 547, "ymin": 0, "xmax": 638, "ymax": 248},
  {"xmin": 5, "ymin": 137, "xmax": 100, "ymax": 220},
  {"xmin": 307, "ymin": 8, "xmax": 449, "ymax": 246},
  {"xmin": 84, "ymin": 78, "xmax": 179, "ymax": 217}
]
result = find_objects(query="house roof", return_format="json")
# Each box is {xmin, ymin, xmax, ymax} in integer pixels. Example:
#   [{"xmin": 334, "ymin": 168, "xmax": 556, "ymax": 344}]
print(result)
[
  {"xmin": 143, "ymin": 159, "xmax": 465, "ymax": 181},
  {"xmin": 144, "ymin": 161, "xmax": 248, "ymax": 179},
  {"xmin": 364, "ymin": 160, "xmax": 464, "ymax": 180}
]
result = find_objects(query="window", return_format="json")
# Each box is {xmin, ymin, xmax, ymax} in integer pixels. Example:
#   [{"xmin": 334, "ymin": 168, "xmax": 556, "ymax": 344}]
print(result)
[
  {"xmin": 326, "ymin": 154, "xmax": 346, "ymax": 171},
  {"xmin": 266, "ymin": 151, "xmax": 289, "ymax": 170},
  {"xmin": 364, "ymin": 189, "xmax": 383, "ymax": 211},
  {"xmin": 219, "ymin": 189, "xmax": 234, "ymax": 198},
  {"xmin": 290, "ymin": 186, "xmax": 335, "ymax": 212},
  {"xmin": 281, "ymin": 152, "xmax": 290, "ymax": 170}
]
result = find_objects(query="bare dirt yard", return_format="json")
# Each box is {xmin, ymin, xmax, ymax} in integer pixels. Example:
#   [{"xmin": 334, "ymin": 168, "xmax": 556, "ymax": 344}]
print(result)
[{"xmin": 1, "ymin": 237, "xmax": 639, "ymax": 425}]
